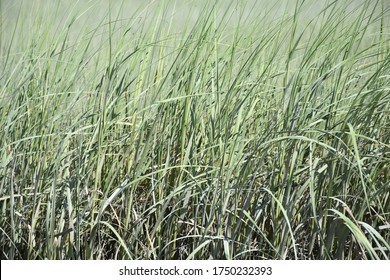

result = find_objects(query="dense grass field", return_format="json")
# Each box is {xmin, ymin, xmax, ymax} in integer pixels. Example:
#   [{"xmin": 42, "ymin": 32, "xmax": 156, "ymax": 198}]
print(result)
[{"xmin": 0, "ymin": 0, "xmax": 389, "ymax": 260}]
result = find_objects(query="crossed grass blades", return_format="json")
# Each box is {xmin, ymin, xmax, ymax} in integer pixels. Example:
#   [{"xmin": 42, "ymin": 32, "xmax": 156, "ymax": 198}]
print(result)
[{"xmin": 0, "ymin": 0, "xmax": 389, "ymax": 259}]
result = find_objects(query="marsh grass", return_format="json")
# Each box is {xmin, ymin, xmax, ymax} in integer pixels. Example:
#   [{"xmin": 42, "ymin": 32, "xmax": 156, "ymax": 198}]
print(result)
[{"xmin": 0, "ymin": 0, "xmax": 389, "ymax": 259}]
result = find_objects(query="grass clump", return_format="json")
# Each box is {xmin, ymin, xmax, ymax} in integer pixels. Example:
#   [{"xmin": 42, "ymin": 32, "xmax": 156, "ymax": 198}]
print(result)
[{"xmin": 0, "ymin": 0, "xmax": 389, "ymax": 260}]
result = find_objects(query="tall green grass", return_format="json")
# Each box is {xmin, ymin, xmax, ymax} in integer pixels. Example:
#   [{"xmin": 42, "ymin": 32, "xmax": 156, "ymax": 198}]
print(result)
[{"xmin": 0, "ymin": 0, "xmax": 389, "ymax": 259}]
